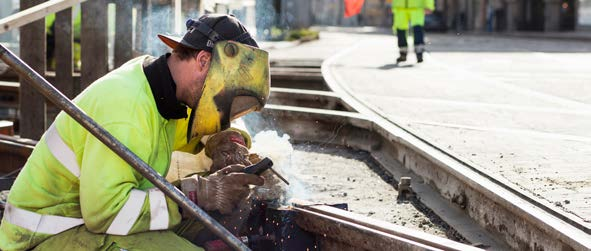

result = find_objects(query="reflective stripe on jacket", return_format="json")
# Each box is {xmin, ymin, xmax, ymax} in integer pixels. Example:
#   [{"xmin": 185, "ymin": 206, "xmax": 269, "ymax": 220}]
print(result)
[
  {"xmin": 392, "ymin": 0, "xmax": 435, "ymax": 10},
  {"xmin": 0, "ymin": 56, "xmax": 183, "ymax": 250}
]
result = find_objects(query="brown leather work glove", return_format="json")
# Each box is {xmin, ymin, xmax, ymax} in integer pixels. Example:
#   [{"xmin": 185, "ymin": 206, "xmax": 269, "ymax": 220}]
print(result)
[
  {"xmin": 205, "ymin": 130, "xmax": 252, "ymax": 173},
  {"xmin": 180, "ymin": 165, "xmax": 264, "ymax": 215}
]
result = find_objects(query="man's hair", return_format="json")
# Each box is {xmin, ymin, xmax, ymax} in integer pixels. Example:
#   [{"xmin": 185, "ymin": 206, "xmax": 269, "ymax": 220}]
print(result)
[{"xmin": 173, "ymin": 44, "xmax": 201, "ymax": 61}]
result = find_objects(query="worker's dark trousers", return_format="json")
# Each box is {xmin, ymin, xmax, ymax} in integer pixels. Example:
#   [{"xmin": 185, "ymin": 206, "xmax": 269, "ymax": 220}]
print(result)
[{"xmin": 396, "ymin": 25, "xmax": 425, "ymax": 54}]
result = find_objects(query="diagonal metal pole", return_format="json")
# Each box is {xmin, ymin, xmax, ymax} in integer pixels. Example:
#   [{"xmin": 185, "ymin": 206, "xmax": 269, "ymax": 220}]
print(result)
[{"xmin": 0, "ymin": 44, "xmax": 249, "ymax": 251}]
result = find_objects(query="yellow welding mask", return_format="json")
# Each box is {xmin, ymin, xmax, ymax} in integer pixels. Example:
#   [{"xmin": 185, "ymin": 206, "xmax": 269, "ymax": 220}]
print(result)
[{"xmin": 187, "ymin": 40, "xmax": 270, "ymax": 141}]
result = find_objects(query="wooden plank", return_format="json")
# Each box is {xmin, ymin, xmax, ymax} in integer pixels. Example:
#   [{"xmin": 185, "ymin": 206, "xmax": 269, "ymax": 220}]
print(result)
[
  {"xmin": 0, "ymin": 0, "xmax": 86, "ymax": 34},
  {"xmin": 134, "ymin": 2, "xmax": 144, "ymax": 54},
  {"xmin": 140, "ymin": 0, "xmax": 153, "ymax": 54},
  {"xmin": 54, "ymin": 8, "xmax": 74, "ymax": 98},
  {"xmin": 114, "ymin": 0, "xmax": 133, "ymax": 68},
  {"xmin": 0, "ymin": 81, "xmax": 19, "ymax": 90},
  {"xmin": 48, "ymin": 7, "xmax": 75, "ymax": 124},
  {"xmin": 173, "ymin": 0, "xmax": 181, "ymax": 33},
  {"xmin": 19, "ymin": 0, "xmax": 47, "ymax": 140},
  {"xmin": 80, "ymin": 0, "xmax": 108, "ymax": 89}
]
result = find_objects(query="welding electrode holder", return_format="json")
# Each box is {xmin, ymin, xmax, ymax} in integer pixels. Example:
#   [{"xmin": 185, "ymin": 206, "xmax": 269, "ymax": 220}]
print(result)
[
  {"xmin": 243, "ymin": 157, "xmax": 274, "ymax": 175},
  {"xmin": 243, "ymin": 158, "xmax": 290, "ymax": 185}
]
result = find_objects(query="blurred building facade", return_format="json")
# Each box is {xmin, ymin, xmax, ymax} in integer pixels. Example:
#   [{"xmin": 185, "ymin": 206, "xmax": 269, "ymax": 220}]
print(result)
[
  {"xmin": 262, "ymin": 0, "xmax": 591, "ymax": 32},
  {"xmin": 2, "ymin": 0, "xmax": 591, "ymax": 47},
  {"xmin": 160, "ymin": 0, "xmax": 591, "ymax": 32},
  {"xmin": 438, "ymin": 0, "xmax": 584, "ymax": 32},
  {"xmin": 0, "ymin": 0, "xmax": 20, "ymax": 49}
]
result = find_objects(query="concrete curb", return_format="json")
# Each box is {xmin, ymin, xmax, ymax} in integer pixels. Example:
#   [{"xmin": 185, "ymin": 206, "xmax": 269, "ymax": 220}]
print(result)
[{"xmin": 260, "ymin": 40, "xmax": 302, "ymax": 50}]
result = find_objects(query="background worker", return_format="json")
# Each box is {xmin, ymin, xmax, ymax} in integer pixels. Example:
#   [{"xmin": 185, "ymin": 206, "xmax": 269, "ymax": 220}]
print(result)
[
  {"xmin": 391, "ymin": 0, "xmax": 435, "ymax": 63},
  {"xmin": 0, "ymin": 14, "xmax": 269, "ymax": 250},
  {"xmin": 45, "ymin": 5, "xmax": 82, "ymax": 70}
]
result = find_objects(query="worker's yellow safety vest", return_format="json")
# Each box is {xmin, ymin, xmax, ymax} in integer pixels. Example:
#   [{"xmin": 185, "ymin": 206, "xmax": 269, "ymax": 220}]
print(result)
[
  {"xmin": 392, "ymin": 0, "xmax": 434, "ymax": 10},
  {"xmin": 45, "ymin": 5, "xmax": 82, "ymax": 39},
  {"xmin": 0, "ymin": 57, "xmax": 186, "ymax": 250}
]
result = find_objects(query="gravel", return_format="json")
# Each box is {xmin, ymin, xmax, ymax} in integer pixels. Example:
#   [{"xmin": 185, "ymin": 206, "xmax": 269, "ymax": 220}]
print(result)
[{"xmin": 284, "ymin": 143, "xmax": 466, "ymax": 241}]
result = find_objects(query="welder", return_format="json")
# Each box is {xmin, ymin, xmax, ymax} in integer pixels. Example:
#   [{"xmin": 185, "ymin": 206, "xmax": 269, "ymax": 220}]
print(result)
[
  {"xmin": 0, "ymin": 14, "xmax": 270, "ymax": 250},
  {"xmin": 391, "ymin": 0, "xmax": 435, "ymax": 63}
]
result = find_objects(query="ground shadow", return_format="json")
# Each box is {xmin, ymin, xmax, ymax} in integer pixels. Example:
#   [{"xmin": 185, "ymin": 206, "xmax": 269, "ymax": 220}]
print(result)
[{"xmin": 378, "ymin": 64, "xmax": 414, "ymax": 70}]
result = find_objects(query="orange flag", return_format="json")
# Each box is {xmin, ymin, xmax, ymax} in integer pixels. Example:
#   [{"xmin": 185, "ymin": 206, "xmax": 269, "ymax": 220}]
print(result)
[{"xmin": 344, "ymin": 0, "xmax": 365, "ymax": 18}]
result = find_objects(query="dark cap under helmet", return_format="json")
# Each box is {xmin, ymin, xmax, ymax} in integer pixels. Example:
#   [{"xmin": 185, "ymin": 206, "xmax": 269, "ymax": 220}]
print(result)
[{"xmin": 158, "ymin": 14, "xmax": 258, "ymax": 52}]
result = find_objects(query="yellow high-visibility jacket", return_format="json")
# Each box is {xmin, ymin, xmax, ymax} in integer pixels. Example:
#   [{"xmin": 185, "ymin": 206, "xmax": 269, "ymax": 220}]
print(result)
[
  {"xmin": 392, "ymin": 0, "xmax": 435, "ymax": 30},
  {"xmin": 45, "ymin": 6, "xmax": 81, "ymax": 39},
  {"xmin": 0, "ymin": 56, "xmax": 193, "ymax": 250},
  {"xmin": 392, "ymin": 0, "xmax": 434, "ymax": 10}
]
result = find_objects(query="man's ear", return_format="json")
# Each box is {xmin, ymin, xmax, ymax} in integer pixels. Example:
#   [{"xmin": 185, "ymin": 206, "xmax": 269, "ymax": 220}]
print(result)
[{"xmin": 196, "ymin": 50, "xmax": 212, "ymax": 70}]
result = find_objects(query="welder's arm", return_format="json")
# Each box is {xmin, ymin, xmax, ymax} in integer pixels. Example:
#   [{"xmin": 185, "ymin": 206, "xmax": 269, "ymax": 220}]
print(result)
[
  {"xmin": 79, "ymin": 123, "xmax": 182, "ymax": 235},
  {"xmin": 166, "ymin": 150, "xmax": 212, "ymax": 182},
  {"xmin": 168, "ymin": 127, "xmax": 253, "ymax": 180}
]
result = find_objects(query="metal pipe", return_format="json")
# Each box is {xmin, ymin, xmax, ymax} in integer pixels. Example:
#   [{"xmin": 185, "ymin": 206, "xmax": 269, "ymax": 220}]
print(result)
[{"xmin": 0, "ymin": 44, "xmax": 249, "ymax": 251}]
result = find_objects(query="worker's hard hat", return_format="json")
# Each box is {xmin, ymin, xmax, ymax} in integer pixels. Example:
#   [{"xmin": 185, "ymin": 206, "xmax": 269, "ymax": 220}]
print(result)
[{"xmin": 158, "ymin": 14, "xmax": 269, "ymax": 140}]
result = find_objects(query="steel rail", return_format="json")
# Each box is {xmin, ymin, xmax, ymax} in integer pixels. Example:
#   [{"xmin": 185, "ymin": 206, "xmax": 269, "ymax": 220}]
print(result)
[
  {"xmin": 292, "ymin": 205, "xmax": 482, "ymax": 251},
  {"xmin": 292, "ymin": 202, "xmax": 482, "ymax": 251},
  {"xmin": 0, "ymin": 44, "xmax": 249, "ymax": 251}
]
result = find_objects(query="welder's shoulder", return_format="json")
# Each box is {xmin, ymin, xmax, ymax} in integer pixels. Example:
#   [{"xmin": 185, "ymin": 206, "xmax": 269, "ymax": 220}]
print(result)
[
  {"xmin": 74, "ymin": 57, "xmax": 154, "ymax": 117},
  {"xmin": 91, "ymin": 56, "xmax": 149, "ymax": 93}
]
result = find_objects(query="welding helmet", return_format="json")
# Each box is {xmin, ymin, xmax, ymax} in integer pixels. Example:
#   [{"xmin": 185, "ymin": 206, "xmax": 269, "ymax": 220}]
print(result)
[
  {"xmin": 187, "ymin": 40, "xmax": 270, "ymax": 140},
  {"xmin": 158, "ymin": 14, "xmax": 270, "ymax": 141}
]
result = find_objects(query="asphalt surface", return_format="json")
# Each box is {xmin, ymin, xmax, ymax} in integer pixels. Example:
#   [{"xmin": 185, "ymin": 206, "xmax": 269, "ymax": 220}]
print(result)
[{"xmin": 266, "ymin": 31, "xmax": 591, "ymax": 231}]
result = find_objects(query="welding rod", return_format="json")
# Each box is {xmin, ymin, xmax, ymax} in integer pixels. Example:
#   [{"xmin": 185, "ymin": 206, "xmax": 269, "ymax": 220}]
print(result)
[
  {"xmin": 269, "ymin": 167, "xmax": 290, "ymax": 186},
  {"xmin": 243, "ymin": 157, "xmax": 289, "ymax": 185},
  {"xmin": 0, "ymin": 44, "xmax": 249, "ymax": 251}
]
